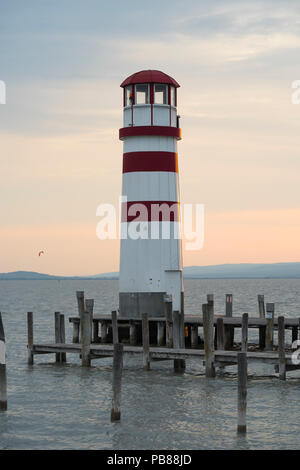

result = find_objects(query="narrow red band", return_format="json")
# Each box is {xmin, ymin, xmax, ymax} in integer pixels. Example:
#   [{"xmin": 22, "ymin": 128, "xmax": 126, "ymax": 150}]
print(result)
[
  {"xmin": 123, "ymin": 152, "xmax": 178, "ymax": 173},
  {"xmin": 119, "ymin": 126, "xmax": 182, "ymax": 140},
  {"xmin": 121, "ymin": 201, "xmax": 179, "ymax": 222}
]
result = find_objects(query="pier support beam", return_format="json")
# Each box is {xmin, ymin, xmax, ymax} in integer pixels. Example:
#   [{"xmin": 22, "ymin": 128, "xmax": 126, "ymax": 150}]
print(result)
[
  {"xmin": 241, "ymin": 313, "xmax": 248, "ymax": 353},
  {"xmin": 77, "ymin": 291, "xmax": 91, "ymax": 367},
  {"xmin": 265, "ymin": 303, "xmax": 275, "ymax": 351},
  {"xmin": 27, "ymin": 311, "xmax": 34, "ymax": 366},
  {"xmin": 111, "ymin": 311, "xmax": 119, "ymax": 345},
  {"xmin": 0, "ymin": 313, "xmax": 7, "ymax": 410},
  {"xmin": 173, "ymin": 311, "xmax": 185, "ymax": 373},
  {"xmin": 278, "ymin": 316, "xmax": 286, "ymax": 380},
  {"xmin": 237, "ymin": 352, "xmax": 247, "ymax": 434},
  {"xmin": 111, "ymin": 343, "xmax": 124, "ymax": 422},
  {"xmin": 258, "ymin": 295, "xmax": 266, "ymax": 349},
  {"xmin": 203, "ymin": 303, "xmax": 215, "ymax": 378},
  {"xmin": 225, "ymin": 294, "xmax": 234, "ymax": 349},
  {"xmin": 142, "ymin": 313, "xmax": 150, "ymax": 371}
]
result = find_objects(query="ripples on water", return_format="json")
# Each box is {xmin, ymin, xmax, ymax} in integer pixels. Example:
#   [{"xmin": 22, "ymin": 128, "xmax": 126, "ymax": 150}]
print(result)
[{"xmin": 0, "ymin": 279, "xmax": 299, "ymax": 449}]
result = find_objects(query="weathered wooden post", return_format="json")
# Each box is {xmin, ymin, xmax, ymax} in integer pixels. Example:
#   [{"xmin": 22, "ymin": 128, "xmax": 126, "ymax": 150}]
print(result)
[
  {"xmin": 111, "ymin": 310, "xmax": 119, "ymax": 345},
  {"xmin": 93, "ymin": 320, "xmax": 99, "ymax": 343},
  {"xmin": 226, "ymin": 294, "xmax": 233, "ymax": 317},
  {"xmin": 86, "ymin": 299, "xmax": 94, "ymax": 342},
  {"xmin": 165, "ymin": 298, "xmax": 173, "ymax": 348},
  {"xmin": 225, "ymin": 294, "xmax": 234, "ymax": 349},
  {"xmin": 54, "ymin": 312, "xmax": 62, "ymax": 363},
  {"xmin": 216, "ymin": 317, "xmax": 225, "ymax": 350},
  {"xmin": 60, "ymin": 314, "xmax": 66, "ymax": 363},
  {"xmin": 258, "ymin": 294, "xmax": 266, "ymax": 349},
  {"xmin": 157, "ymin": 321, "xmax": 164, "ymax": 347},
  {"xmin": 110, "ymin": 343, "xmax": 124, "ymax": 422},
  {"xmin": 265, "ymin": 303, "xmax": 275, "ymax": 351},
  {"xmin": 173, "ymin": 311, "xmax": 185, "ymax": 372},
  {"xmin": 202, "ymin": 303, "xmax": 215, "ymax": 378},
  {"xmin": 0, "ymin": 313, "xmax": 7, "ymax": 410},
  {"xmin": 129, "ymin": 321, "xmax": 137, "ymax": 346},
  {"xmin": 278, "ymin": 316, "xmax": 286, "ymax": 380},
  {"xmin": 142, "ymin": 313, "xmax": 150, "ymax": 370},
  {"xmin": 237, "ymin": 352, "xmax": 247, "ymax": 434},
  {"xmin": 76, "ymin": 291, "xmax": 91, "ymax": 367},
  {"xmin": 191, "ymin": 325, "xmax": 199, "ymax": 348},
  {"xmin": 101, "ymin": 321, "xmax": 108, "ymax": 344},
  {"xmin": 73, "ymin": 320, "xmax": 80, "ymax": 344},
  {"xmin": 27, "ymin": 311, "xmax": 34, "ymax": 365},
  {"xmin": 241, "ymin": 313, "xmax": 248, "ymax": 353}
]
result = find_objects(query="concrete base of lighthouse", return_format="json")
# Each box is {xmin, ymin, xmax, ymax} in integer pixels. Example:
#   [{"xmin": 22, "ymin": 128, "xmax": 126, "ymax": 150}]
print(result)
[{"xmin": 119, "ymin": 291, "xmax": 184, "ymax": 318}]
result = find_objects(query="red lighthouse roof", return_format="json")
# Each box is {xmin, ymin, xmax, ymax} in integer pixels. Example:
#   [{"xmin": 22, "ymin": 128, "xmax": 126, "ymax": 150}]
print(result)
[{"xmin": 120, "ymin": 70, "xmax": 180, "ymax": 88}]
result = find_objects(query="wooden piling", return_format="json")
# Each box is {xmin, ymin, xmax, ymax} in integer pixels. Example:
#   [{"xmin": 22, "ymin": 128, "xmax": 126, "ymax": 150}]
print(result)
[
  {"xmin": 216, "ymin": 318, "xmax": 225, "ymax": 350},
  {"xmin": 27, "ymin": 311, "xmax": 34, "ymax": 365},
  {"xmin": 173, "ymin": 311, "xmax": 185, "ymax": 372},
  {"xmin": 225, "ymin": 294, "xmax": 234, "ymax": 349},
  {"xmin": 191, "ymin": 325, "xmax": 199, "ymax": 348},
  {"xmin": 86, "ymin": 299, "xmax": 94, "ymax": 342},
  {"xmin": 142, "ymin": 313, "xmax": 150, "ymax": 370},
  {"xmin": 93, "ymin": 320, "xmax": 99, "ymax": 343},
  {"xmin": 73, "ymin": 321, "xmax": 80, "ymax": 344},
  {"xmin": 237, "ymin": 352, "xmax": 247, "ymax": 434},
  {"xmin": 111, "ymin": 310, "xmax": 119, "ymax": 345},
  {"xmin": 226, "ymin": 294, "xmax": 233, "ymax": 317},
  {"xmin": 258, "ymin": 295, "xmax": 266, "ymax": 349},
  {"xmin": 241, "ymin": 313, "xmax": 248, "ymax": 353},
  {"xmin": 165, "ymin": 299, "xmax": 173, "ymax": 348},
  {"xmin": 54, "ymin": 312, "xmax": 62, "ymax": 363},
  {"xmin": 202, "ymin": 304, "xmax": 215, "ymax": 378},
  {"xmin": 110, "ymin": 343, "xmax": 124, "ymax": 422},
  {"xmin": 60, "ymin": 314, "xmax": 66, "ymax": 363},
  {"xmin": 101, "ymin": 321, "xmax": 108, "ymax": 344},
  {"xmin": 265, "ymin": 303, "xmax": 275, "ymax": 351},
  {"xmin": 0, "ymin": 313, "xmax": 7, "ymax": 410},
  {"xmin": 278, "ymin": 316, "xmax": 286, "ymax": 380},
  {"xmin": 76, "ymin": 291, "xmax": 91, "ymax": 367},
  {"xmin": 157, "ymin": 321, "xmax": 164, "ymax": 346},
  {"xmin": 129, "ymin": 322, "xmax": 137, "ymax": 346}
]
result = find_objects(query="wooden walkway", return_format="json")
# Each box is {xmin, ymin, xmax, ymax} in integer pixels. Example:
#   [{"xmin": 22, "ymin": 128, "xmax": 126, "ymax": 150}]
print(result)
[{"xmin": 32, "ymin": 342, "xmax": 299, "ymax": 368}]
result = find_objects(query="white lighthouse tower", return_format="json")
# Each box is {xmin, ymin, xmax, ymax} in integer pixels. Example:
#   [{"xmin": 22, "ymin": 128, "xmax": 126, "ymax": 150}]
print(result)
[{"xmin": 119, "ymin": 70, "xmax": 183, "ymax": 318}]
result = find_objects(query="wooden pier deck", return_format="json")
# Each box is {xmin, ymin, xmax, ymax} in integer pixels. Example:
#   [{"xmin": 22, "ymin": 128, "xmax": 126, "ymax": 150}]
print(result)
[{"xmin": 31, "ymin": 342, "xmax": 299, "ymax": 368}]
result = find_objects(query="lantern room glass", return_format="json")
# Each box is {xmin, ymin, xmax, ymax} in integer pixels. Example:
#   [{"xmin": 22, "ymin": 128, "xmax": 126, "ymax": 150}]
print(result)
[
  {"xmin": 154, "ymin": 84, "xmax": 167, "ymax": 104},
  {"xmin": 125, "ymin": 85, "xmax": 133, "ymax": 107},
  {"xmin": 135, "ymin": 84, "xmax": 149, "ymax": 104}
]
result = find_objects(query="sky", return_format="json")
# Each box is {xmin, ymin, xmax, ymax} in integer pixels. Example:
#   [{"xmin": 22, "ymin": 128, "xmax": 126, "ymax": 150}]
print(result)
[{"xmin": 0, "ymin": 0, "xmax": 300, "ymax": 275}]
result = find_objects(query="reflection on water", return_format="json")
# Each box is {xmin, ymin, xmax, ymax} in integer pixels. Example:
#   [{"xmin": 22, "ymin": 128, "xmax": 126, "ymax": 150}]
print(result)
[{"xmin": 0, "ymin": 279, "xmax": 299, "ymax": 449}]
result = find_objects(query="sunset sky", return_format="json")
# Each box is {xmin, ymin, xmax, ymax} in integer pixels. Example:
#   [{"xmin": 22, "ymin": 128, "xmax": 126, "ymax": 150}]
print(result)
[{"xmin": 1, "ymin": 0, "xmax": 300, "ymax": 275}]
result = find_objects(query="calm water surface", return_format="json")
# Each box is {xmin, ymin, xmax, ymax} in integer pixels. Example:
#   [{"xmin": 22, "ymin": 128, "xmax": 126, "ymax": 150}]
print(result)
[{"xmin": 0, "ymin": 279, "xmax": 300, "ymax": 450}]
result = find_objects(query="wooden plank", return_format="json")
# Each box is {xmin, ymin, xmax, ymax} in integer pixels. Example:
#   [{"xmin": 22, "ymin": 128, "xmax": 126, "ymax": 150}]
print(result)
[{"xmin": 76, "ymin": 291, "xmax": 91, "ymax": 367}]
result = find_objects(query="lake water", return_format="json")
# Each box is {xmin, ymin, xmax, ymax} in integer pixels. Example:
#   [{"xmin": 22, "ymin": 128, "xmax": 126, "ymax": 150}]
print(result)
[{"xmin": 0, "ymin": 278, "xmax": 300, "ymax": 450}]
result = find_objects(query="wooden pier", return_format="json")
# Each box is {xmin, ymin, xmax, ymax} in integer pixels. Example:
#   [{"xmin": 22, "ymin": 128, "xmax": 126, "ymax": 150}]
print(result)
[{"xmin": 24, "ymin": 291, "xmax": 300, "ymax": 430}]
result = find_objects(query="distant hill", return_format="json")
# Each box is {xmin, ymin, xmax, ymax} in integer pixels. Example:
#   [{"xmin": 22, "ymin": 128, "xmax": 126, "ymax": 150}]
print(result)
[{"xmin": 1, "ymin": 263, "xmax": 300, "ymax": 280}]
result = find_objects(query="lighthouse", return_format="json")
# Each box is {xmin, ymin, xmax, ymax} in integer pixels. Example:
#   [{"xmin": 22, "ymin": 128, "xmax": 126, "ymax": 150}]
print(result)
[{"xmin": 119, "ymin": 70, "xmax": 183, "ymax": 318}]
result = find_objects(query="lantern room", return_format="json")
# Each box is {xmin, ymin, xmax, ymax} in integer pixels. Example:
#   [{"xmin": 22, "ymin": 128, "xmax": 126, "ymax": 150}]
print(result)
[{"xmin": 120, "ymin": 70, "xmax": 180, "ymax": 128}]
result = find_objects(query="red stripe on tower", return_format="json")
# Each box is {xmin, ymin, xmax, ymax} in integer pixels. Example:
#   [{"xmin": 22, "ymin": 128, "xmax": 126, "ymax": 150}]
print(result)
[
  {"xmin": 123, "ymin": 152, "xmax": 178, "ymax": 173},
  {"xmin": 121, "ymin": 201, "xmax": 179, "ymax": 222}
]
